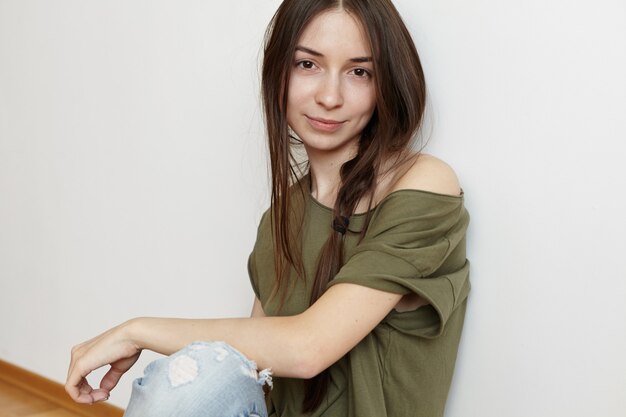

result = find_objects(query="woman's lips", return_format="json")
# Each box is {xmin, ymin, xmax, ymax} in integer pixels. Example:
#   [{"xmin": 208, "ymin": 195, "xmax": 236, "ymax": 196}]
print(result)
[{"xmin": 305, "ymin": 116, "xmax": 346, "ymax": 133}]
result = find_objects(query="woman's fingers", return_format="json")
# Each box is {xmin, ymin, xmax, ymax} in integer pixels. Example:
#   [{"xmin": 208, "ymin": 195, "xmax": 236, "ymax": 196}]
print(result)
[
  {"xmin": 67, "ymin": 376, "xmax": 95, "ymax": 404},
  {"xmin": 100, "ymin": 352, "xmax": 140, "ymax": 392},
  {"xmin": 66, "ymin": 323, "xmax": 141, "ymax": 403},
  {"xmin": 99, "ymin": 367, "xmax": 125, "ymax": 392},
  {"xmin": 66, "ymin": 359, "xmax": 93, "ymax": 402},
  {"xmin": 89, "ymin": 388, "xmax": 110, "ymax": 403},
  {"xmin": 67, "ymin": 371, "xmax": 112, "ymax": 404},
  {"xmin": 66, "ymin": 338, "xmax": 110, "ymax": 402},
  {"xmin": 78, "ymin": 378, "xmax": 92, "ymax": 395}
]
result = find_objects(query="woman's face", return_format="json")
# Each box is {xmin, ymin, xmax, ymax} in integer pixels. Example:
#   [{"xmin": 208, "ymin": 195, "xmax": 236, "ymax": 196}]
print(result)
[{"xmin": 286, "ymin": 9, "xmax": 377, "ymax": 159}]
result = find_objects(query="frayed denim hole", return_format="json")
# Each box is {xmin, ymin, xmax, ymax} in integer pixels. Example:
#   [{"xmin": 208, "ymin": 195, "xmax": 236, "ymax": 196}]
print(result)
[{"xmin": 167, "ymin": 355, "xmax": 199, "ymax": 388}]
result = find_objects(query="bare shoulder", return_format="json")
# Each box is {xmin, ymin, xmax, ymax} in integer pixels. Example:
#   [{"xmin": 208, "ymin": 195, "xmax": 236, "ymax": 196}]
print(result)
[{"xmin": 391, "ymin": 153, "xmax": 462, "ymax": 197}]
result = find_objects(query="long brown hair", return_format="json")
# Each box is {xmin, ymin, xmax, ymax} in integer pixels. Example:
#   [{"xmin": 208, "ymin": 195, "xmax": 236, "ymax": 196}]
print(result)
[{"xmin": 261, "ymin": 0, "xmax": 427, "ymax": 412}]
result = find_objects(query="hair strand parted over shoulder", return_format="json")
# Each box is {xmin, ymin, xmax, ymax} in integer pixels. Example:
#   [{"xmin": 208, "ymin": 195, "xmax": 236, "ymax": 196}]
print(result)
[{"xmin": 261, "ymin": 0, "xmax": 426, "ymax": 412}]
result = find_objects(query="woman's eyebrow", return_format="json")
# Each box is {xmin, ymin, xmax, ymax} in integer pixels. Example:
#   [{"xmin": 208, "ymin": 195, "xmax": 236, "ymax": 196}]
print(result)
[
  {"xmin": 296, "ymin": 45, "xmax": 323, "ymax": 56},
  {"xmin": 295, "ymin": 45, "xmax": 372, "ymax": 63}
]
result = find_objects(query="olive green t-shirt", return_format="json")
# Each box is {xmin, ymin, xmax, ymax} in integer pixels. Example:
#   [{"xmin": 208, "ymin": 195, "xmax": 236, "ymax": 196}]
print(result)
[{"xmin": 248, "ymin": 180, "xmax": 470, "ymax": 417}]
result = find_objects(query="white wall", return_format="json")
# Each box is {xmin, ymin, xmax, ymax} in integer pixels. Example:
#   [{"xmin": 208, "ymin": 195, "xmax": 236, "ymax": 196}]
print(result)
[{"xmin": 0, "ymin": 0, "xmax": 624, "ymax": 415}]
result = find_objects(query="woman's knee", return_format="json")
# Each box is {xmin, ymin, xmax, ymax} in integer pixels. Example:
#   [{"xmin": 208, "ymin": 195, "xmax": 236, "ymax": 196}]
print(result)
[{"xmin": 123, "ymin": 341, "xmax": 270, "ymax": 417}]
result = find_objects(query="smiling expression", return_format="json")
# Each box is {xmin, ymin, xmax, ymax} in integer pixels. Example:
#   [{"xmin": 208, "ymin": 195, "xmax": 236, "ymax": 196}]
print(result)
[{"xmin": 286, "ymin": 9, "xmax": 377, "ymax": 159}]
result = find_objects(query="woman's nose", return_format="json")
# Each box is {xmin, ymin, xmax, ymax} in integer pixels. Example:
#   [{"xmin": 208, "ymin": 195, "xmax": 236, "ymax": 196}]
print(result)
[{"xmin": 314, "ymin": 75, "xmax": 344, "ymax": 110}]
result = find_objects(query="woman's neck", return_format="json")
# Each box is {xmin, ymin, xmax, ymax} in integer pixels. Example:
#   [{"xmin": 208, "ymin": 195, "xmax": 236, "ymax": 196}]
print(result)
[{"xmin": 306, "ymin": 145, "xmax": 357, "ymax": 208}]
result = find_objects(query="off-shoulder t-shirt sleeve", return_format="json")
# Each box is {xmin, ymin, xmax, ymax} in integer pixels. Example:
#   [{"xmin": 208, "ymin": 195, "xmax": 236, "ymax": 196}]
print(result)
[
  {"xmin": 328, "ymin": 191, "xmax": 470, "ymax": 337},
  {"xmin": 247, "ymin": 209, "xmax": 272, "ymax": 301}
]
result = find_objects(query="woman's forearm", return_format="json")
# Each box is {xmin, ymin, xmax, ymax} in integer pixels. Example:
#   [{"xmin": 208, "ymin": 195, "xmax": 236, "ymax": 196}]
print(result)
[
  {"xmin": 64, "ymin": 314, "xmax": 310, "ymax": 404},
  {"xmin": 66, "ymin": 284, "xmax": 400, "ymax": 403},
  {"xmin": 127, "ymin": 315, "xmax": 316, "ymax": 378},
  {"xmin": 126, "ymin": 284, "xmax": 402, "ymax": 380}
]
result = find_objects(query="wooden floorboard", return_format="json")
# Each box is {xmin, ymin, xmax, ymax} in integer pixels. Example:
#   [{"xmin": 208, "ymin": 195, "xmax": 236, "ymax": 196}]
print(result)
[
  {"xmin": 0, "ymin": 379, "xmax": 79, "ymax": 417},
  {"xmin": 28, "ymin": 412, "xmax": 79, "ymax": 417},
  {"xmin": 0, "ymin": 360, "xmax": 124, "ymax": 417}
]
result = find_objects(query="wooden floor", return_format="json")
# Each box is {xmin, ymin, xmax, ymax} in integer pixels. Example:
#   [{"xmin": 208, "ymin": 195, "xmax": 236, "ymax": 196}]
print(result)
[
  {"xmin": 0, "ymin": 360, "xmax": 123, "ymax": 417},
  {"xmin": 0, "ymin": 379, "xmax": 81, "ymax": 417}
]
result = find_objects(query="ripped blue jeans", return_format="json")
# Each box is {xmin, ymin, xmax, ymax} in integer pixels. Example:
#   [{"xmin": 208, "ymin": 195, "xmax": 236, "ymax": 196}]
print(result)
[{"xmin": 123, "ymin": 341, "xmax": 271, "ymax": 417}]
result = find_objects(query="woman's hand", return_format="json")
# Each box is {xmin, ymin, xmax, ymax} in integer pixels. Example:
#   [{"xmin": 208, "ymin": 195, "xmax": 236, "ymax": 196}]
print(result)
[{"xmin": 65, "ymin": 319, "xmax": 142, "ymax": 404}]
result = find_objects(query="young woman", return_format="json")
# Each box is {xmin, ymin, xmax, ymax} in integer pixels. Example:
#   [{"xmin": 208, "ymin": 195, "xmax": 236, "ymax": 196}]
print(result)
[{"xmin": 65, "ymin": 1, "xmax": 470, "ymax": 416}]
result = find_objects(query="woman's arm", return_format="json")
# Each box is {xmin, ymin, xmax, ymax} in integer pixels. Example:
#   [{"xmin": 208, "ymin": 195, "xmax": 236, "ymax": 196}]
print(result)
[
  {"xmin": 135, "ymin": 284, "xmax": 401, "ymax": 376},
  {"xmin": 66, "ymin": 283, "xmax": 402, "ymax": 403}
]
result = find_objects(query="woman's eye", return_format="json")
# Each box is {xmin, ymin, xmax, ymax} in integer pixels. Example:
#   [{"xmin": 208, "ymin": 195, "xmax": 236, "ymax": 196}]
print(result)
[
  {"xmin": 352, "ymin": 68, "xmax": 371, "ymax": 78},
  {"xmin": 297, "ymin": 60, "xmax": 316, "ymax": 70}
]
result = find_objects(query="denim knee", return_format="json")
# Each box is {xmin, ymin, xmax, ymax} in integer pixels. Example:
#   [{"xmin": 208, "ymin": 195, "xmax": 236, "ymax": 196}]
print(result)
[{"xmin": 123, "ymin": 341, "xmax": 271, "ymax": 417}]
